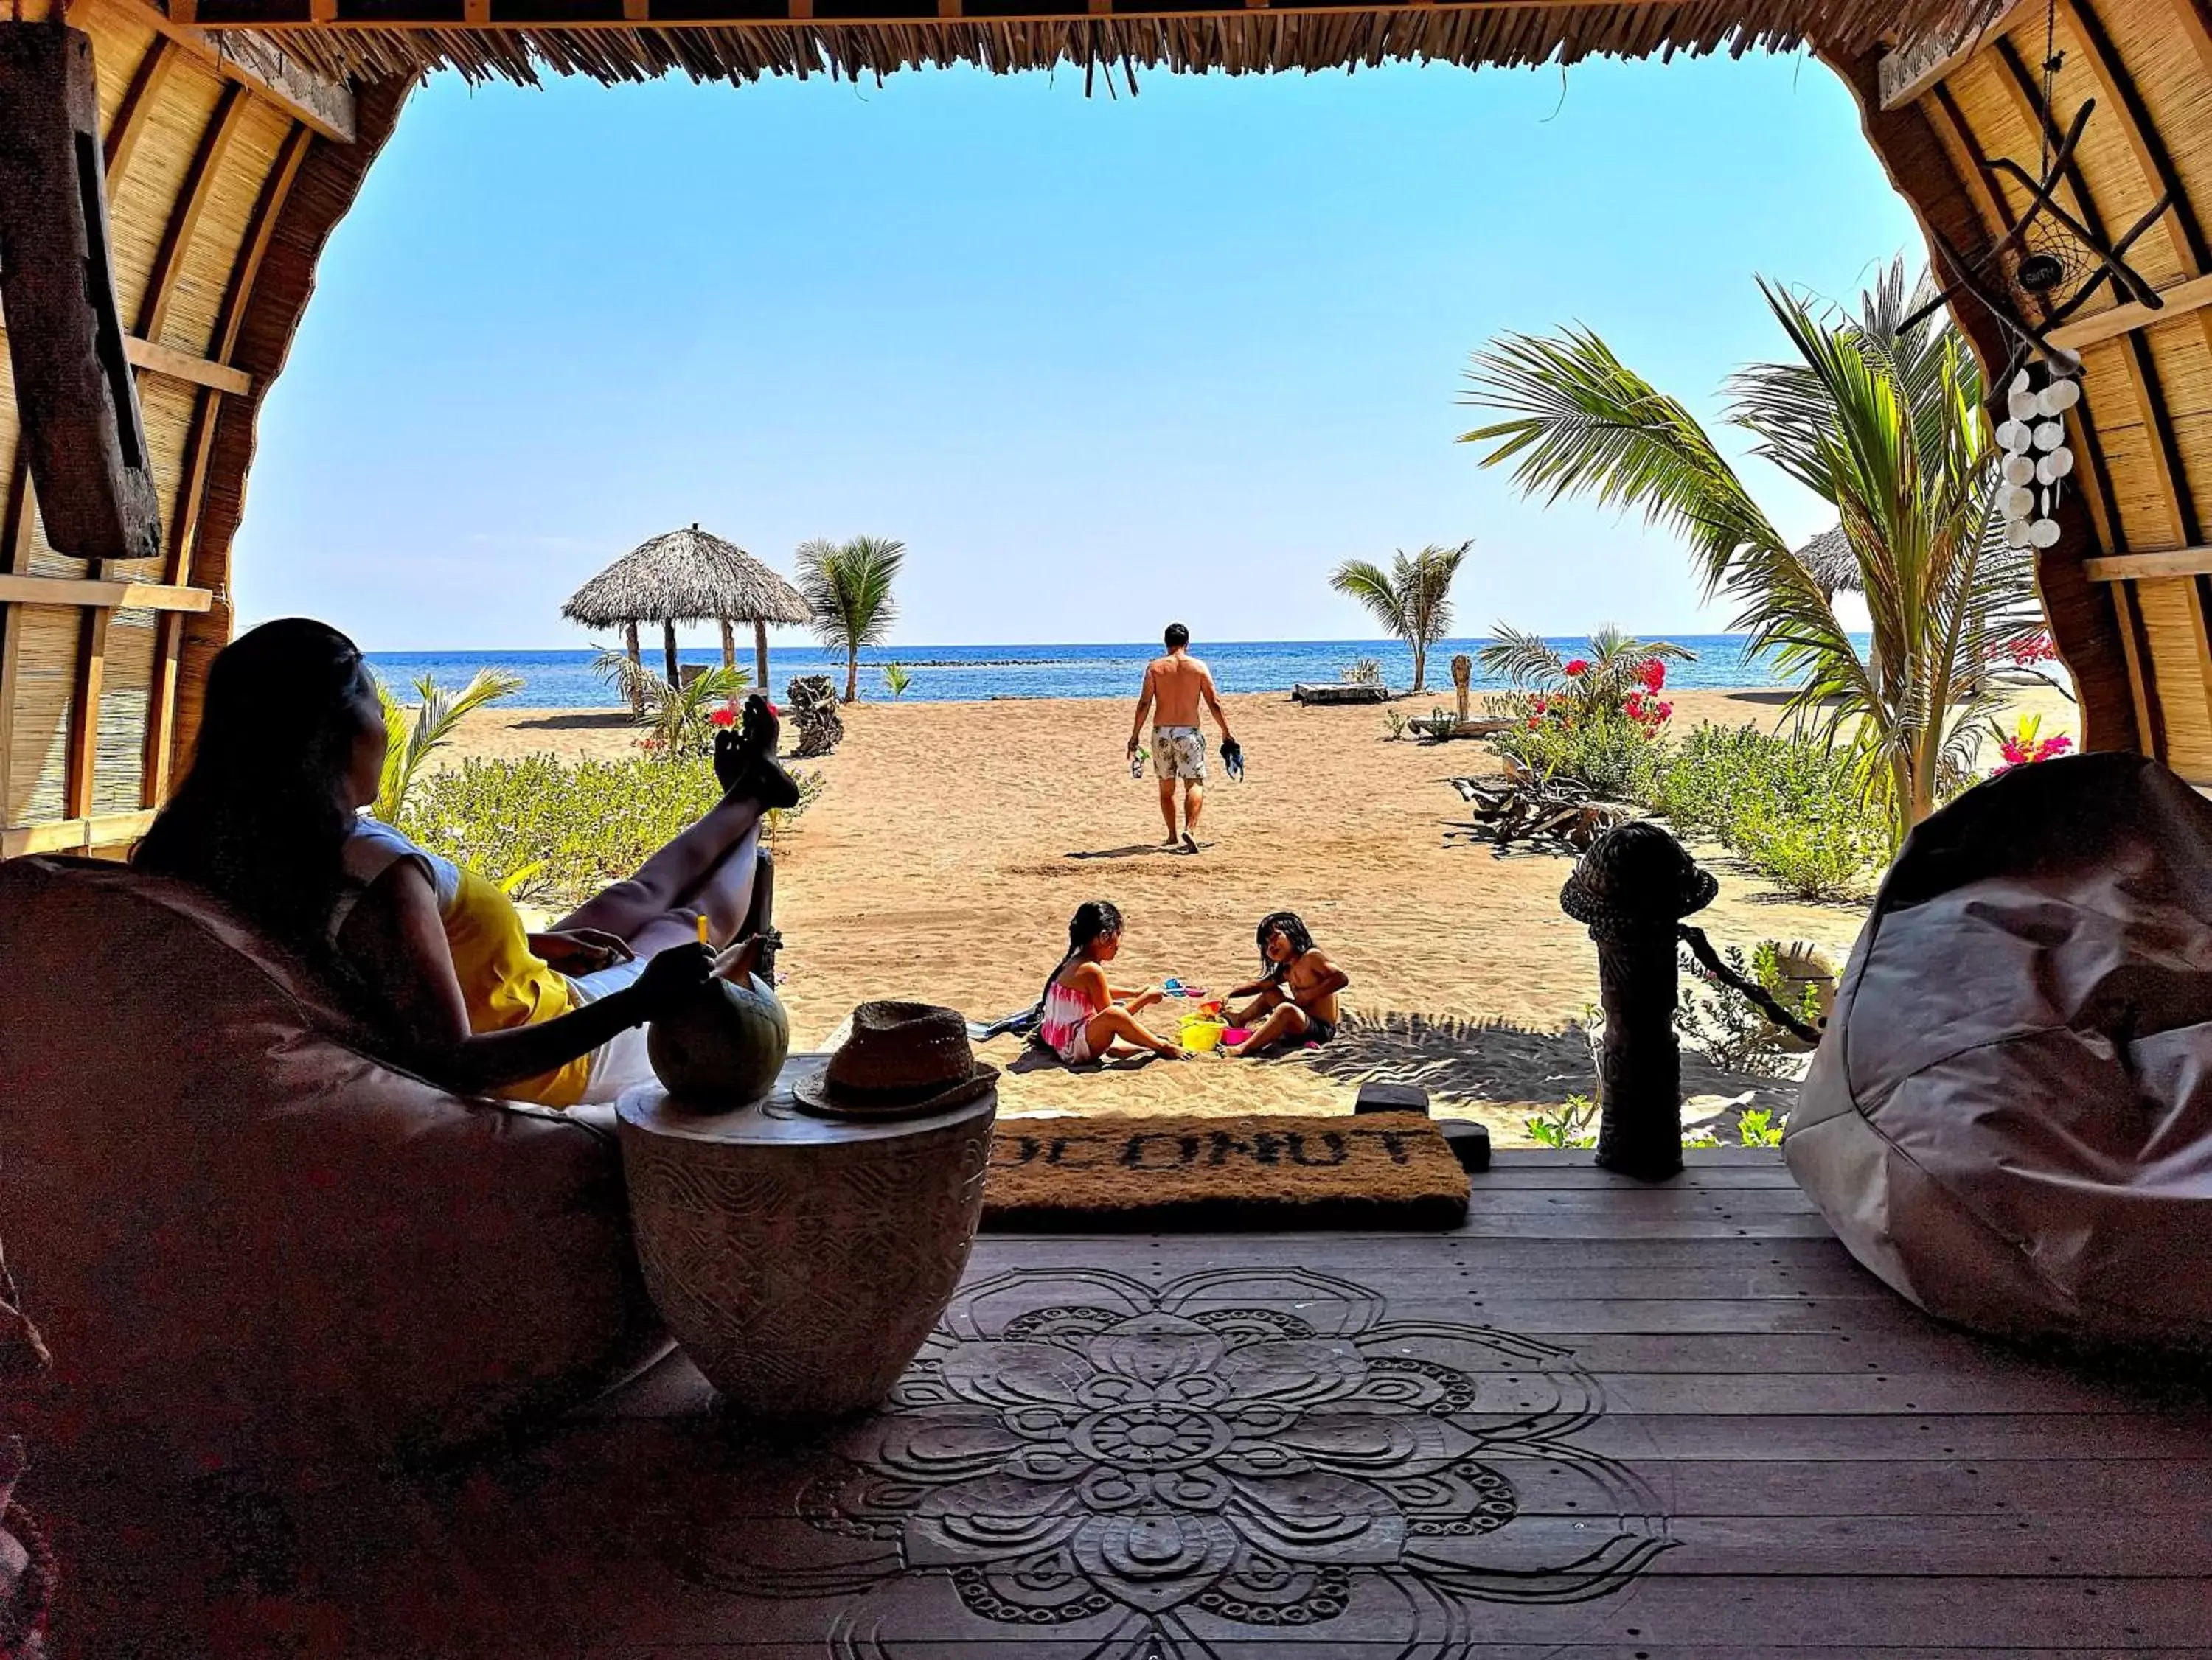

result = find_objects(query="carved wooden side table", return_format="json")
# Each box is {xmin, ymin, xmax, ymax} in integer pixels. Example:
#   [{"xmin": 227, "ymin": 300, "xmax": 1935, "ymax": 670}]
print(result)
[{"xmin": 616, "ymin": 1056, "xmax": 995, "ymax": 1417}]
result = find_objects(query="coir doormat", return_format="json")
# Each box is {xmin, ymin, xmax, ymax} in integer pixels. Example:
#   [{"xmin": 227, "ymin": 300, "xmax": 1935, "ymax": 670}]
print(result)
[{"xmin": 981, "ymin": 1112, "xmax": 1469, "ymax": 1232}]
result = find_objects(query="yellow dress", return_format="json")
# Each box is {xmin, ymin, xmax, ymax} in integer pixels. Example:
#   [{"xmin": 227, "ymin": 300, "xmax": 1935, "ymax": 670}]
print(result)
[{"xmin": 340, "ymin": 819, "xmax": 593, "ymax": 1107}]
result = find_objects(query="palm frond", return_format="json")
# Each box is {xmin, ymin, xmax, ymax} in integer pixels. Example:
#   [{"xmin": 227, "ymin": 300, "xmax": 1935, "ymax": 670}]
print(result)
[
  {"xmin": 1458, "ymin": 327, "xmax": 1786, "ymax": 593},
  {"xmin": 375, "ymin": 668, "xmax": 525, "ymax": 823}
]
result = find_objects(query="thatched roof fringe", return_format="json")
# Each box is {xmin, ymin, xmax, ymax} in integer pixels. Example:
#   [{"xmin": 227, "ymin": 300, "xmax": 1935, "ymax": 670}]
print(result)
[
  {"xmin": 563, "ymin": 525, "xmax": 812, "ymax": 627},
  {"xmin": 228, "ymin": 1, "xmax": 2007, "ymax": 89}
]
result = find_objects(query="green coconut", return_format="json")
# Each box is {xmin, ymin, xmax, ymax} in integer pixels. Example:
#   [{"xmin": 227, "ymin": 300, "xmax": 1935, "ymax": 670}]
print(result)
[{"xmin": 647, "ymin": 973, "xmax": 791, "ymax": 1106}]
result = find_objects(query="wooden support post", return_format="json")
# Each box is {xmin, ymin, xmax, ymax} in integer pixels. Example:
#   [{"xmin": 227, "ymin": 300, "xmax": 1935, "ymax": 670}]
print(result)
[
  {"xmin": 65, "ymin": 593, "xmax": 111, "ymax": 820},
  {"xmin": 755, "ymin": 619, "xmax": 771, "ymax": 698},
  {"xmin": 623, "ymin": 620, "xmax": 644, "ymax": 711},
  {"xmin": 663, "ymin": 618, "xmax": 681, "ymax": 688},
  {"xmin": 0, "ymin": 23, "xmax": 161, "ymax": 565},
  {"xmin": 1560, "ymin": 822, "xmax": 1718, "ymax": 1182},
  {"xmin": 720, "ymin": 618, "xmax": 737, "ymax": 673}
]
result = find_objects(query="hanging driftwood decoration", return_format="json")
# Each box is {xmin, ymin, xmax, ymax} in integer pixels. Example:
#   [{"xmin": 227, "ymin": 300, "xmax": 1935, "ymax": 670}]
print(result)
[{"xmin": 0, "ymin": 21, "xmax": 161, "ymax": 565}]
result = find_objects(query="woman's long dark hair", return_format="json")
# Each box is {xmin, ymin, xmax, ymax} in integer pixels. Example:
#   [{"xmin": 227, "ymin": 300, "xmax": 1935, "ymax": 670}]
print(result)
[
  {"xmin": 1256, "ymin": 910, "xmax": 1315, "ymax": 981},
  {"xmin": 136, "ymin": 618, "xmax": 373, "ymax": 980},
  {"xmin": 1034, "ymin": 900, "xmax": 1123, "ymax": 1020}
]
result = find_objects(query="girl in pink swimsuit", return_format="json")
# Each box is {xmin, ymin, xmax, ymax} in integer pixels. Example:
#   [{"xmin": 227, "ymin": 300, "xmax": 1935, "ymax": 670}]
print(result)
[{"xmin": 1034, "ymin": 901, "xmax": 1189, "ymax": 1065}]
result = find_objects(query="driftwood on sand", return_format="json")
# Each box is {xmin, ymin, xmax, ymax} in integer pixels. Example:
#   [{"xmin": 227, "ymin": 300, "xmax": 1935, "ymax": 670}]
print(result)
[
  {"xmin": 785, "ymin": 675, "xmax": 844, "ymax": 758},
  {"xmin": 1444, "ymin": 774, "xmax": 1635, "ymax": 856}
]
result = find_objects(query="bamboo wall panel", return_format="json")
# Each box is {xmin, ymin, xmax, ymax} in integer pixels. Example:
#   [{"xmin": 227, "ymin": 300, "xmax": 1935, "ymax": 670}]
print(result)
[
  {"xmin": 92, "ymin": 606, "xmax": 156, "ymax": 814},
  {"xmin": 8, "ymin": 610, "xmax": 77, "ymax": 823},
  {"xmin": 105, "ymin": 62, "xmax": 226, "ymax": 334},
  {"xmin": 2131, "ymin": 576, "xmax": 2212, "ymax": 777}
]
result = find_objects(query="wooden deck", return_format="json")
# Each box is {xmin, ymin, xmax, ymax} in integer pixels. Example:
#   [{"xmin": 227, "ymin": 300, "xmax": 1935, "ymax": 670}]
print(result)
[{"xmin": 52, "ymin": 1149, "xmax": 2212, "ymax": 1656}]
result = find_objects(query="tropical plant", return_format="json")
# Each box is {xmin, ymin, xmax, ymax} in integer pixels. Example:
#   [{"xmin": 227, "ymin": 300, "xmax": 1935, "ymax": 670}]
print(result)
[
  {"xmin": 592, "ymin": 649, "xmax": 749, "ymax": 760},
  {"xmin": 1344, "ymin": 657, "xmax": 1384, "ymax": 686},
  {"xmin": 1525, "ymin": 1093, "xmax": 1598, "ymax": 1150},
  {"xmin": 1986, "ymin": 710, "xmax": 2073, "ymax": 773},
  {"xmin": 1676, "ymin": 940, "xmax": 1824, "ymax": 1075},
  {"xmin": 1480, "ymin": 624, "xmax": 1691, "ymax": 728},
  {"xmin": 1329, "ymin": 541, "xmax": 1472, "ymax": 694},
  {"xmin": 1645, "ymin": 724, "xmax": 1889, "ymax": 899},
  {"xmin": 1459, "ymin": 259, "xmax": 2042, "ymax": 854},
  {"xmin": 402, "ymin": 753, "xmax": 824, "ymax": 907},
  {"xmin": 373, "ymin": 668, "xmax": 525, "ymax": 824},
  {"xmin": 1382, "ymin": 709, "xmax": 1408, "ymax": 742},
  {"xmin": 798, "ymin": 534, "xmax": 906, "ymax": 703},
  {"xmin": 883, "ymin": 662, "xmax": 914, "ymax": 700}
]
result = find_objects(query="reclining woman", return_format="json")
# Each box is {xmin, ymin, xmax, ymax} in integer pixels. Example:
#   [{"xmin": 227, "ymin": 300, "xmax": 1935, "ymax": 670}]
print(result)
[
  {"xmin": 1222, "ymin": 910, "xmax": 1349, "ymax": 1058},
  {"xmin": 1034, "ymin": 901, "xmax": 1191, "ymax": 1064},
  {"xmin": 134, "ymin": 617, "xmax": 798, "ymax": 1106}
]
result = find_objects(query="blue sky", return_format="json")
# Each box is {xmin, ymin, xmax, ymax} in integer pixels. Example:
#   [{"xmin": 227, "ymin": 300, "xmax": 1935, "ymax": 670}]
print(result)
[{"xmin": 235, "ymin": 49, "xmax": 1922, "ymax": 651}]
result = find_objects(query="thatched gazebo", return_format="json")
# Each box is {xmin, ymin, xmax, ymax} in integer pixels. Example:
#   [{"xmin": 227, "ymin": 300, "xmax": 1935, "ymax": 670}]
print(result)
[
  {"xmin": 560, "ymin": 523, "xmax": 809, "ymax": 694},
  {"xmin": 1794, "ymin": 525, "xmax": 1863, "ymax": 600}
]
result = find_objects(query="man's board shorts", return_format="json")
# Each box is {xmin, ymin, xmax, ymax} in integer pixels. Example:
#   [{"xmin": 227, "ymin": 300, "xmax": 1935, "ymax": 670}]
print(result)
[{"xmin": 1153, "ymin": 725, "xmax": 1206, "ymax": 782}]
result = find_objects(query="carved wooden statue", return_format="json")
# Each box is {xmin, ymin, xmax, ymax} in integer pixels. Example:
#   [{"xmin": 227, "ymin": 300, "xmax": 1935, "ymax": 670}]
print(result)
[
  {"xmin": 784, "ymin": 674, "xmax": 843, "ymax": 758},
  {"xmin": 0, "ymin": 22, "xmax": 161, "ymax": 565},
  {"xmin": 1559, "ymin": 821, "xmax": 1717, "ymax": 1180},
  {"xmin": 1452, "ymin": 653, "xmax": 1472, "ymax": 725}
]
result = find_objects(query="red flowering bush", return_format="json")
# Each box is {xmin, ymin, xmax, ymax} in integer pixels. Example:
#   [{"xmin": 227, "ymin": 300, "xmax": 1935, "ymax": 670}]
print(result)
[
  {"xmin": 708, "ymin": 705, "xmax": 740, "ymax": 729},
  {"xmin": 1992, "ymin": 632, "xmax": 2060, "ymax": 670},
  {"xmin": 1563, "ymin": 659, "xmax": 1590, "ymax": 677}
]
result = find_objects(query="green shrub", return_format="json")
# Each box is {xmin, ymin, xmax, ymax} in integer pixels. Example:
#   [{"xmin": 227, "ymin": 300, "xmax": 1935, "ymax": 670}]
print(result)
[
  {"xmin": 1677, "ymin": 940, "xmax": 1825, "ymax": 1074},
  {"xmin": 1489, "ymin": 711, "xmax": 1663, "ymax": 801},
  {"xmin": 1646, "ymin": 725, "xmax": 1886, "ymax": 900},
  {"xmin": 402, "ymin": 754, "xmax": 824, "ymax": 907}
]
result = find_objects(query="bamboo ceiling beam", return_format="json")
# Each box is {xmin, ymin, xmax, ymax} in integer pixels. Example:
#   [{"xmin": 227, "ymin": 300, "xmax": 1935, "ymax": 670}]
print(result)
[
  {"xmin": 2085, "ymin": 546, "xmax": 2212, "ymax": 580},
  {"xmin": 0, "ymin": 324, "xmax": 254, "ymax": 395},
  {"xmin": 2045, "ymin": 271, "xmax": 2212, "ymax": 348},
  {"xmin": 0, "ymin": 573, "xmax": 215, "ymax": 612},
  {"xmin": 137, "ymin": 81, "xmax": 248, "ymax": 344}
]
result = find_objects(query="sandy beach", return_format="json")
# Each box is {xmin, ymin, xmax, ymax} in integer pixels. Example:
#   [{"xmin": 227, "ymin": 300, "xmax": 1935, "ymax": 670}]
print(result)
[{"xmin": 448, "ymin": 682, "xmax": 2076, "ymax": 1143}]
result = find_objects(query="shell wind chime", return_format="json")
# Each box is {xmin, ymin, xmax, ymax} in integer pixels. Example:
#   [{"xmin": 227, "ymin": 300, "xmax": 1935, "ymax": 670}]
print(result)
[{"xmin": 1994, "ymin": 363, "xmax": 2082, "ymax": 551}]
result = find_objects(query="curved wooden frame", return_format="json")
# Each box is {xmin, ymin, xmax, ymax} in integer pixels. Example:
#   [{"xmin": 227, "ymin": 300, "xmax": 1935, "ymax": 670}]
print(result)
[{"xmin": 7, "ymin": 0, "xmax": 2212, "ymax": 851}]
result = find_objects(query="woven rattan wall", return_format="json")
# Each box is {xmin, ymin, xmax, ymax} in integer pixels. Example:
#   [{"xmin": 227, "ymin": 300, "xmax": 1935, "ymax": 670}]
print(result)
[{"xmin": 0, "ymin": 0, "xmax": 394, "ymax": 856}]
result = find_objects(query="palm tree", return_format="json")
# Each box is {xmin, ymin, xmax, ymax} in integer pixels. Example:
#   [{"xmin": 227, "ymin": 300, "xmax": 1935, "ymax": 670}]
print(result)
[
  {"xmin": 1457, "ymin": 260, "xmax": 2041, "ymax": 852},
  {"xmin": 375, "ymin": 668, "xmax": 524, "ymax": 823},
  {"xmin": 1328, "ymin": 540, "xmax": 1472, "ymax": 695},
  {"xmin": 1477, "ymin": 624, "xmax": 1693, "ymax": 714},
  {"xmin": 797, "ymin": 535, "xmax": 905, "ymax": 703}
]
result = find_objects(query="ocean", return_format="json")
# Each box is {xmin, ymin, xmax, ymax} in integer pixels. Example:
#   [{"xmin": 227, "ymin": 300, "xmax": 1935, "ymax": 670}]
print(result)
[{"xmin": 364, "ymin": 635, "xmax": 1857, "ymax": 707}]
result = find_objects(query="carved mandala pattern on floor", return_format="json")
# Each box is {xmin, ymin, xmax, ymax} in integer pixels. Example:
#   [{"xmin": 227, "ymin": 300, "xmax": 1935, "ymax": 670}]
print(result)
[{"xmin": 692, "ymin": 1266, "xmax": 1671, "ymax": 1658}]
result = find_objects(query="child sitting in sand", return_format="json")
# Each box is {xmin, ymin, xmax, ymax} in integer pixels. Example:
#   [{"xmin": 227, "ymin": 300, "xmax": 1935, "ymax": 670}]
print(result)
[
  {"xmin": 1036, "ymin": 901, "xmax": 1191, "ymax": 1065},
  {"xmin": 1222, "ymin": 910, "xmax": 1349, "ymax": 1058}
]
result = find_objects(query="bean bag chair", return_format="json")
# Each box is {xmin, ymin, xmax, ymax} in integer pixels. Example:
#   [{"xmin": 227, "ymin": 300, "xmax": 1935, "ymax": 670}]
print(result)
[
  {"xmin": 1787, "ymin": 752, "xmax": 2212, "ymax": 1349},
  {"xmin": 0, "ymin": 856, "xmax": 665, "ymax": 1484}
]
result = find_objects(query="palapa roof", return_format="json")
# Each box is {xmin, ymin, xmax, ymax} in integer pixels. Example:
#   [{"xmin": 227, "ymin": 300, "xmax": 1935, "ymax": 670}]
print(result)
[
  {"xmin": 204, "ymin": 0, "xmax": 2003, "ymax": 89},
  {"xmin": 1794, "ymin": 525, "xmax": 1862, "ymax": 595},
  {"xmin": 562, "ymin": 524, "xmax": 812, "ymax": 628}
]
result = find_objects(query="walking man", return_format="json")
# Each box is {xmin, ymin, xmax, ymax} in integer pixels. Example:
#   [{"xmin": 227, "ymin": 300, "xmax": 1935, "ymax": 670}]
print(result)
[{"xmin": 1129, "ymin": 623, "xmax": 1235, "ymax": 852}]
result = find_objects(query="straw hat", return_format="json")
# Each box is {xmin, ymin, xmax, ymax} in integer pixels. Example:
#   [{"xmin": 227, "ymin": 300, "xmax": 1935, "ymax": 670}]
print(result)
[{"xmin": 793, "ymin": 1002, "xmax": 998, "ymax": 1120}]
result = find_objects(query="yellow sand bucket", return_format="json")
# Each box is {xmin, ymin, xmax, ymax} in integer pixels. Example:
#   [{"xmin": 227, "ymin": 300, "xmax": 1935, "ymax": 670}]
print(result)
[{"xmin": 1180, "ymin": 1019, "xmax": 1227, "ymax": 1053}]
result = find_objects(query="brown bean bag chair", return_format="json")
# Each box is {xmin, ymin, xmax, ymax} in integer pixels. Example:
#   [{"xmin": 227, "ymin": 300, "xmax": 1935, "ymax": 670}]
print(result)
[
  {"xmin": 0, "ymin": 856, "xmax": 664, "ymax": 1482},
  {"xmin": 1787, "ymin": 753, "xmax": 2212, "ymax": 1349}
]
